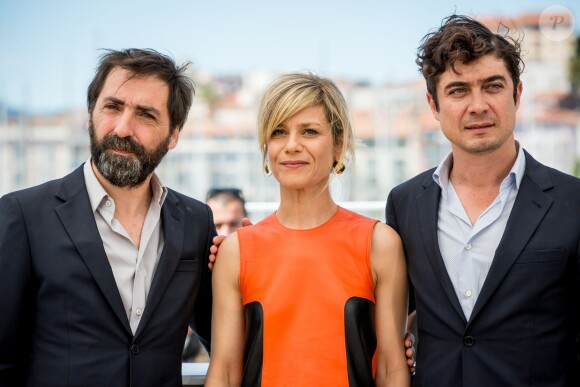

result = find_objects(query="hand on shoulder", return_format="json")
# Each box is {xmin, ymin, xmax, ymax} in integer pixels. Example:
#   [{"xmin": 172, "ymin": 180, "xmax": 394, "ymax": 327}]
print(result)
[{"xmin": 208, "ymin": 218, "xmax": 253, "ymax": 270}]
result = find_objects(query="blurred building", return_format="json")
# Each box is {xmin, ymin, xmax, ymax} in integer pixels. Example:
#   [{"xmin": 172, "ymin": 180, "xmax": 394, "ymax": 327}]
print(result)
[
  {"xmin": 0, "ymin": 109, "xmax": 87, "ymax": 195},
  {"xmin": 1, "ymin": 12, "xmax": 579, "ymax": 222},
  {"xmin": 481, "ymin": 13, "xmax": 579, "ymax": 173}
]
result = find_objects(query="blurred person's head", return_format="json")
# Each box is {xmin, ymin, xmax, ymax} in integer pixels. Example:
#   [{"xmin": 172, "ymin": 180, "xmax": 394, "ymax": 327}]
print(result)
[
  {"xmin": 206, "ymin": 188, "xmax": 247, "ymax": 236},
  {"xmin": 416, "ymin": 14, "xmax": 524, "ymax": 111},
  {"xmin": 85, "ymin": 49, "xmax": 195, "ymax": 188},
  {"xmin": 257, "ymin": 73, "xmax": 354, "ymax": 178}
]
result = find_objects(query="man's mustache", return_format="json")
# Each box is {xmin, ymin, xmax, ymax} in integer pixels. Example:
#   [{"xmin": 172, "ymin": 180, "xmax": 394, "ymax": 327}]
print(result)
[{"xmin": 101, "ymin": 135, "xmax": 144, "ymax": 155}]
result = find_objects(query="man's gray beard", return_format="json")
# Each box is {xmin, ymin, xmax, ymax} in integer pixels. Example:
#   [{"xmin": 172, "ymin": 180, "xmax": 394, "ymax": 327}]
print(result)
[
  {"xmin": 88, "ymin": 120, "xmax": 171, "ymax": 188},
  {"xmin": 96, "ymin": 151, "xmax": 148, "ymax": 188}
]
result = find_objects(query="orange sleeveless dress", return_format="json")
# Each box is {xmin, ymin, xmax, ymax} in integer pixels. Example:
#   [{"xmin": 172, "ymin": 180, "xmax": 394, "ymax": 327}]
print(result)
[{"xmin": 237, "ymin": 206, "xmax": 378, "ymax": 387}]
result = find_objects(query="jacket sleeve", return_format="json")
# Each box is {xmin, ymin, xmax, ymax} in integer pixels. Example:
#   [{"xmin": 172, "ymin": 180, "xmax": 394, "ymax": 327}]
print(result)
[
  {"xmin": 0, "ymin": 194, "xmax": 34, "ymax": 385},
  {"xmin": 189, "ymin": 204, "xmax": 217, "ymax": 353},
  {"xmin": 385, "ymin": 190, "xmax": 398, "ymax": 232},
  {"xmin": 386, "ymin": 190, "xmax": 415, "ymax": 315},
  {"xmin": 577, "ymin": 236, "xmax": 580, "ymax": 362}
]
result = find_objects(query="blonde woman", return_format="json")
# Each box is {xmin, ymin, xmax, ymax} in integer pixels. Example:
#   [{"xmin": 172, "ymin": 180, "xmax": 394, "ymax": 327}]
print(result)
[{"xmin": 206, "ymin": 73, "xmax": 409, "ymax": 386}]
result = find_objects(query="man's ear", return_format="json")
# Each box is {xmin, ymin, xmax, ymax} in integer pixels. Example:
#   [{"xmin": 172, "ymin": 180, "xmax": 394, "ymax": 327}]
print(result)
[
  {"xmin": 514, "ymin": 81, "xmax": 523, "ymax": 111},
  {"xmin": 426, "ymin": 92, "xmax": 440, "ymax": 122},
  {"xmin": 168, "ymin": 128, "xmax": 180, "ymax": 149}
]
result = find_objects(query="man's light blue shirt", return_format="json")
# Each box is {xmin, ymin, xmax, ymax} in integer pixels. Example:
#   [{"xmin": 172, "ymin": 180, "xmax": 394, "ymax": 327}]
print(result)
[{"xmin": 433, "ymin": 143, "xmax": 526, "ymax": 320}]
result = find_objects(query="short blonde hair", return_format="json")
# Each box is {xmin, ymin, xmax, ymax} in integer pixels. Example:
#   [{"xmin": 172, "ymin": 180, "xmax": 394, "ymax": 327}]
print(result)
[{"xmin": 257, "ymin": 73, "xmax": 354, "ymax": 173}]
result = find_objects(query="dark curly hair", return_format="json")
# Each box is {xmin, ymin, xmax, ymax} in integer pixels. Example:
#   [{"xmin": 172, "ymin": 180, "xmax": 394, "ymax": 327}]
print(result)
[
  {"xmin": 87, "ymin": 48, "xmax": 195, "ymax": 133},
  {"xmin": 417, "ymin": 15, "xmax": 524, "ymax": 110}
]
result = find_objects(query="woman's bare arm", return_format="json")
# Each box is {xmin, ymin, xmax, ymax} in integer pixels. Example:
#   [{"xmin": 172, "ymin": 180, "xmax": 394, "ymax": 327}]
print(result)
[
  {"xmin": 205, "ymin": 232, "xmax": 245, "ymax": 387},
  {"xmin": 371, "ymin": 223, "xmax": 410, "ymax": 386}
]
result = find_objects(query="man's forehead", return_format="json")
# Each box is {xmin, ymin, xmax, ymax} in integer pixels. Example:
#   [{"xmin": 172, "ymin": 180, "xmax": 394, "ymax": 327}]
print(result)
[
  {"xmin": 101, "ymin": 68, "xmax": 168, "ymax": 97},
  {"xmin": 210, "ymin": 200, "xmax": 244, "ymax": 212},
  {"xmin": 439, "ymin": 56, "xmax": 510, "ymax": 84}
]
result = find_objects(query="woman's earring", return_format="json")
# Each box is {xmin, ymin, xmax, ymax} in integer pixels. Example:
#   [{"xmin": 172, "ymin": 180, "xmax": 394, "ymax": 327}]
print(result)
[
  {"xmin": 333, "ymin": 160, "xmax": 346, "ymax": 175},
  {"xmin": 264, "ymin": 164, "xmax": 271, "ymax": 175}
]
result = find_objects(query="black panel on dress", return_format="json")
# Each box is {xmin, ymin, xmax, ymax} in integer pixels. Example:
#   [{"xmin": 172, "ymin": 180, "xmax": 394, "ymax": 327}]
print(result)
[
  {"xmin": 344, "ymin": 297, "xmax": 376, "ymax": 386},
  {"xmin": 241, "ymin": 301, "xmax": 264, "ymax": 387}
]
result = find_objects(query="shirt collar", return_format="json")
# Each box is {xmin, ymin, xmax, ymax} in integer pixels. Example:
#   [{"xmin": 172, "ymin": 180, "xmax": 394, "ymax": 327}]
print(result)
[
  {"xmin": 510, "ymin": 141, "xmax": 526, "ymax": 190},
  {"xmin": 433, "ymin": 141, "xmax": 526, "ymax": 192},
  {"xmin": 83, "ymin": 158, "xmax": 168, "ymax": 213},
  {"xmin": 433, "ymin": 151, "xmax": 453, "ymax": 193},
  {"xmin": 150, "ymin": 172, "xmax": 168, "ymax": 207}
]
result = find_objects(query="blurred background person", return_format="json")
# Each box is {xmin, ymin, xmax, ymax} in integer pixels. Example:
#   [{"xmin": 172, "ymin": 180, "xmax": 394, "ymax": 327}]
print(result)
[
  {"xmin": 183, "ymin": 188, "xmax": 248, "ymax": 362},
  {"xmin": 206, "ymin": 188, "xmax": 248, "ymax": 236}
]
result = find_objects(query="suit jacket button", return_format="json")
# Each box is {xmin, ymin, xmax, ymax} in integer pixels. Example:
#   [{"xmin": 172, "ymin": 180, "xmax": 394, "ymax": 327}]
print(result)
[
  {"xmin": 130, "ymin": 344, "xmax": 140, "ymax": 355},
  {"xmin": 464, "ymin": 336, "xmax": 475, "ymax": 347}
]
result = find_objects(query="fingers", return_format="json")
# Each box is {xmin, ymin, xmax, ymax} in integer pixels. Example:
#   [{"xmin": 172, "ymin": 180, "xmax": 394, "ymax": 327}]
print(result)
[
  {"xmin": 404, "ymin": 331, "xmax": 416, "ymax": 375},
  {"xmin": 406, "ymin": 348, "xmax": 416, "ymax": 374},
  {"xmin": 210, "ymin": 244, "xmax": 218, "ymax": 257},
  {"xmin": 241, "ymin": 218, "xmax": 253, "ymax": 227},
  {"xmin": 213, "ymin": 235, "xmax": 226, "ymax": 246},
  {"xmin": 404, "ymin": 331, "xmax": 416, "ymax": 348},
  {"xmin": 208, "ymin": 236, "xmax": 225, "ymax": 270}
]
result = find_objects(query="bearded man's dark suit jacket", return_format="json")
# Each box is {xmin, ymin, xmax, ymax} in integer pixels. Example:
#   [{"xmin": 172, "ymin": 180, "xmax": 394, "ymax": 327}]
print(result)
[
  {"xmin": 0, "ymin": 165, "xmax": 215, "ymax": 387},
  {"xmin": 386, "ymin": 151, "xmax": 580, "ymax": 386}
]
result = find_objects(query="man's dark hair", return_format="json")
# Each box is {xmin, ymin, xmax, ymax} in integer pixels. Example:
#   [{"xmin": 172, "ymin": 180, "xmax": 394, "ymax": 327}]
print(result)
[
  {"xmin": 206, "ymin": 188, "xmax": 248, "ymax": 217},
  {"xmin": 417, "ymin": 15, "xmax": 524, "ymax": 110},
  {"xmin": 87, "ymin": 48, "xmax": 195, "ymax": 133}
]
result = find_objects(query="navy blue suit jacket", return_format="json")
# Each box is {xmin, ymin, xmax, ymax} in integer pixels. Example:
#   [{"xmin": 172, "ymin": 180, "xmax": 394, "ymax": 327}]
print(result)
[
  {"xmin": 386, "ymin": 151, "xmax": 580, "ymax": 386},
  {"xmin": 0, "ymin": 165, "xmax": 215, "ymax": 387}
]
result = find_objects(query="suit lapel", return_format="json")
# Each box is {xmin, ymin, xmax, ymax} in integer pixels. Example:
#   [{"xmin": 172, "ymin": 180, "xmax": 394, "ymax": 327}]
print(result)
[
  {"xmin": 134, "ymin": 191, "xmax": 184, "ymax": 338},
  {"xmin": 469, "ymin": 152, "xmax": 554, "ymax": 323},
  {"xmin": 416, "ymin": 177, "xmax": 466, "ymax": 322},
  {"xmin": 55, "ymin": 166, "xmax": 131, "ymax": 334}
]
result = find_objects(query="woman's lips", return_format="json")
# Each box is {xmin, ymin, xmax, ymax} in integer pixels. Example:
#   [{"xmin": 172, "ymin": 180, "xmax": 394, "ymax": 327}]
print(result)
[{"xmin": 281, "ymin": 160, "xmax": 308, "ymax": 168}]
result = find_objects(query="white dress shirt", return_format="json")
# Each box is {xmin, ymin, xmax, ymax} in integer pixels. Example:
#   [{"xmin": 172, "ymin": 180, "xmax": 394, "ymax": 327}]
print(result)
[
  {"xmin": 84, "ymin": 159, "xmax": 167, "ymax": 334},
  {"xmin": 433, "ymin": 144, "xmax": 526, "ymax": 320}
]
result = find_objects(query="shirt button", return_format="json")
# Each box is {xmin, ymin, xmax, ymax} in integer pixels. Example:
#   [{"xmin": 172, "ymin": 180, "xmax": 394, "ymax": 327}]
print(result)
[
  {"xmin": 130, "ymin": 344, "xmax": 140, "ymax": 355},
  {"xmin": 105, "ymin": 200, "xmax": 112, "ymax": 207},
  {"xmin": 465, "ymin": 244, "xmax": 472, "ymax": 251},
  {"xmin": 135, "ymin": 308, "xmax": 143, "ymax": 316},
  {"xmin": 464, "ymin": 336, "xmax": 475, "ymax": 347},
  {"xmin": 465, "ymin": 290, "xmax": 473, "ymax": 297}
]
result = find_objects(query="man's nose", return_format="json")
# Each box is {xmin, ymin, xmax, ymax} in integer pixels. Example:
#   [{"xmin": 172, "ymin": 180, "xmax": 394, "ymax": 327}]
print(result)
[
  {"xmin": 468, "ymin": 91, "xmax": 489, "ymax": 116},
  {"xmin": 114, "ymin": 112, "xmax": 135, "ymax": 138}
]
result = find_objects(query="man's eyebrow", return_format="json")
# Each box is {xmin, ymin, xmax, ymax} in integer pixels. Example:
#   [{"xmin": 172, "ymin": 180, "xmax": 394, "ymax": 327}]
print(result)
[
  {"xmin": 102, "ymin": 97, "xmax": 161, "ymax": 116},
  {"xmin": 481, "ymin": 75, "xmax": 508, "ymax": 84},
  {"xmin": 137, "ymin": 105, "xmax": 161, "ymax": 117},
  {"xmin": 103, "ymin": 96, "xmax": 125, "ymax": 105},
  {"xmin": 443, "ymin": 81, "xmax": 469, "ymax": 92},
  {"xmin": 443, "ymin": 75, "xmax": 508, "ymax": 92}
]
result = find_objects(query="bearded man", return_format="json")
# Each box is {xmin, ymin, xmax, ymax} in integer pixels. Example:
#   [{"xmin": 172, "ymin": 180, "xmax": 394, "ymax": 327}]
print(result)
[{"xmin": 0, "ymin": 49, "xmax": 215, "ymax": 387}]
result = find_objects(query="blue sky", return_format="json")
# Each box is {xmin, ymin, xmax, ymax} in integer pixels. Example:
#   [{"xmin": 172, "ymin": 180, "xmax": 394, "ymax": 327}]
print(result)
[{"xmin": 1, "ymin": 0, "xmax": 579, "ymax": 113}]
